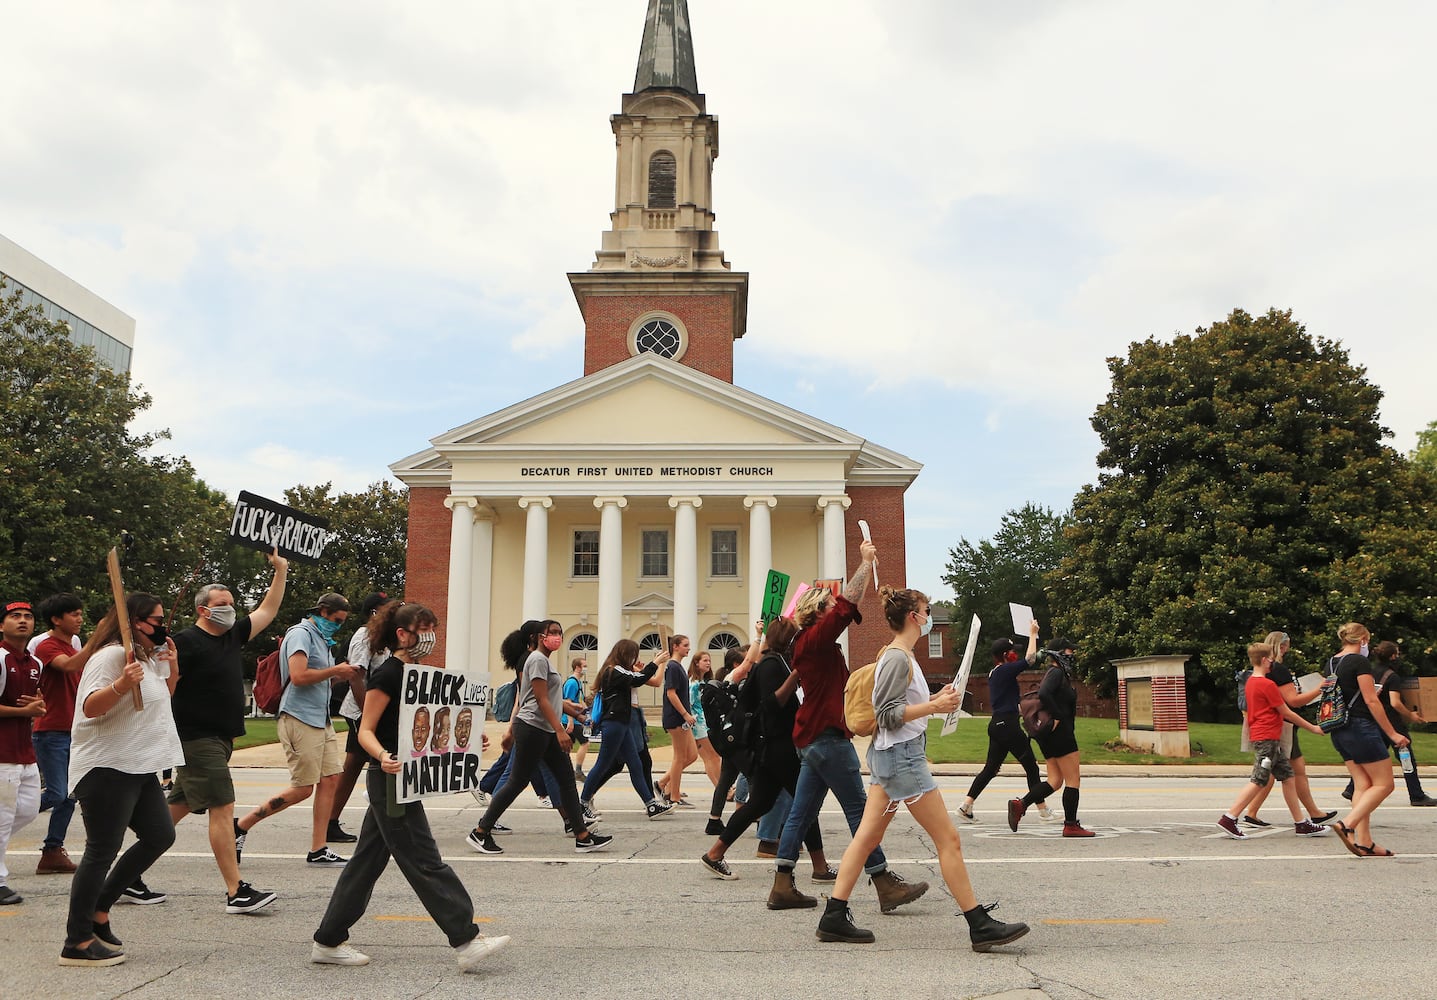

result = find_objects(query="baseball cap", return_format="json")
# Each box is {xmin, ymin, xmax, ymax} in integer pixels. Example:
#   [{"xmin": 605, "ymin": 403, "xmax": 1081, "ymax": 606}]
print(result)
[
  {"xmin": 3, "ymin": 600, "xmax": 33, "ymax": 617},
  {"xmin": 1049, "ymin": 636, "xmax": 1075, "ymax": 652},
  {"xmin": 990, "ymin": 637, "xmax": 1017, "ymax": 658},
  {"xmin": 310, "ymin": 593, "xmax": 351, "ymax": 614}
]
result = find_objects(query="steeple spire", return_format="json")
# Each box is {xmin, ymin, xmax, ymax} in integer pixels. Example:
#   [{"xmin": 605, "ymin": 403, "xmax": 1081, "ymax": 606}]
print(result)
[{"xmin": 633, "ymin": 0, "xmax": 698, "ymax": 95}]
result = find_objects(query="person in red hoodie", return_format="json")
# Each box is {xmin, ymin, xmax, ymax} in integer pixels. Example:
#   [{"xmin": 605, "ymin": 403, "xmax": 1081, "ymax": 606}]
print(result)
[
  {"xmin": 765, "ymin": 541, "xmax": 929, "ymax": 915},
  {"xmin": 0, "ymin": 599, "xmax": 43, "ymax": 906}
]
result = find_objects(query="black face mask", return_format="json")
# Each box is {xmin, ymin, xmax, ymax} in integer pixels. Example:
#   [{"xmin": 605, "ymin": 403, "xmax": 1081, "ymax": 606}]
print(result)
[{"xmin": 143, "ymin": 621, "xmax": 168, "ymax": 646}]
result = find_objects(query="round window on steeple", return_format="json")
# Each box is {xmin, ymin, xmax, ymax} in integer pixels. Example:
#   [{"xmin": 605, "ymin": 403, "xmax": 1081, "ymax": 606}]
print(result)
[{"xmin": 626, "ymin": 312, "xmax": 688, "ymax": 361}]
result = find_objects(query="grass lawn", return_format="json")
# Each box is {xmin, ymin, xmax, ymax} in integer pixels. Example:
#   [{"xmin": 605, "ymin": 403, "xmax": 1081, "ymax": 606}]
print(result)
[{"xmin": 925, "ymin": 715, "xmax": 1437, "ymax": 766}]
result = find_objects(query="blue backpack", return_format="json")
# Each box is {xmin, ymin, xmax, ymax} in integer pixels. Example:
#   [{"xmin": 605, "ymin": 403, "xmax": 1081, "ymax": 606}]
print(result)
[{"xmin": 493, "ymin": 678, "xmax": 518, "ymax": 722}]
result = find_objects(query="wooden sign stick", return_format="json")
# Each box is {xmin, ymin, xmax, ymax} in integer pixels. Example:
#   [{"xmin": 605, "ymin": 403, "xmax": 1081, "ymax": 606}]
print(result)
[{"xmin": 106, "ymin": 547, "xmax": 144, "ymax": 710}]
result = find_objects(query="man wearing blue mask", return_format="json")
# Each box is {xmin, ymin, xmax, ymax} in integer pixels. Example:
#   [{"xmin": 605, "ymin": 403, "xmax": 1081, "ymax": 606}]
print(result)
[{"xmin": 236, "ymin": 593, "xmax": 356, "ymax": 869}]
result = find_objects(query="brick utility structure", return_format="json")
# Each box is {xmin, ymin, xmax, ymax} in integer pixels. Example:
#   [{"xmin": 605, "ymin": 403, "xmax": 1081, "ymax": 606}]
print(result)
[
  {"xmin": 1113, "ymin": 655, "xmax": 1192, "ymax": 757},
  {"xmin": 392, "ymin": 0, "xmax": 921, "ymax": 702}
]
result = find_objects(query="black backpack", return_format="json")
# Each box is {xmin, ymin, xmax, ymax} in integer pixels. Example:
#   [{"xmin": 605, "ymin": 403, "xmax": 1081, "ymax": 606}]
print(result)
[{"xmin": 708, "ymin": 676, "xmax": 761, "ymax": 773}]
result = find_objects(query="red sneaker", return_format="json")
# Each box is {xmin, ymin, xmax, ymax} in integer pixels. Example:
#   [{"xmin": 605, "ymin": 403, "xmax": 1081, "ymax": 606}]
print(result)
[{"xmin": 1061, "ymin": 821, "xmax": 1096, "ymax": 838}]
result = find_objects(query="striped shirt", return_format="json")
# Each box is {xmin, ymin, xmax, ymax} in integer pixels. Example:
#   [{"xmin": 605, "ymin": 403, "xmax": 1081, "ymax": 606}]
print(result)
[{"xmin": 69, "ymin": 644, "xmax": 184, "ymax": 791}]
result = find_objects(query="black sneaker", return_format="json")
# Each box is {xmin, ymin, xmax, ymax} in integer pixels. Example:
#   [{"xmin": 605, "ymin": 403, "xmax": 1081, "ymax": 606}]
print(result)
[
  {"xmin": 1240, "ymin": 814, "xmax": 1271, "ymax": 828},
  {"xmin": 306, "ymin": 847, "xmax": 348, "ymax": 867},
  {"xmin": 491, "ymin": 823, "xmax": 513, "ymax": 835},
  {"xmin": 91, "ymin": 921, "xmax": 123, "ymax": 950},
  {"xmin": 647, "ymin": 800, "xmax": 678, "ymax": 820},
  {"xmin": 0, "ymin": 885, "xmax": 22, "ymax": 906},
  {"xmin": 120, "ymin": 880, "xmax": 166, "ymax": 905},
  {"xmin": 816, "ymin": 900, "xmax": 875, "ymax": 943},
  {"xmin": 58, "ymin": 940, "xmax": 126, "ymax": 967},
  {"xmin": 699, "ymin": 853, "xmax": 737, "ymax": 880},
  {"xmin": 1310, "ymin": 810, "xmax": 1338, "ymax": 824},
  {"xmin": 575, "ymin": 831, "xmax": 613, "ymax": 853},
  {"xmin": 965, "ymin": 902, "xmax": 1030, "ymax": 952},
  {"xmin": 225, "ymin": 881, "xmax": 278, "ymax": 915},
  {"xmin": 1412, "ymin": 796, "xmax": 1437, "ymax": 807},
  {"xmin": 326, "ymin": 821, "xmax": 358, "ymax": 844},
  {"xmin": 466, "ymin": 829, "xmax": 504, "ymax": 855},
  {"xmin": 233, "ymin": 820, "xmax": 247, "ymax": 865}
]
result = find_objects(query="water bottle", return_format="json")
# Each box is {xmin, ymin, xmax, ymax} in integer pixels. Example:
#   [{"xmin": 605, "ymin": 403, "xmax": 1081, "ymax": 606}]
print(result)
[{"xmin": 1399, "ymin": 747, "xmax": 1415, "ymax": 775}]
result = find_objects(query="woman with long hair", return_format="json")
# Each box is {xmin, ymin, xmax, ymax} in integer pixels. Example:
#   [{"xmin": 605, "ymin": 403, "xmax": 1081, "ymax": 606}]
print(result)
[
  {"xmin": 60, "ymin": 593, "xmax": 184, "ymax": 967},
  {"xmin": 578, "ymin": 639, "xmax": 677, "ymax": 819},
  {"xmin": 465, "ymin": 621, "xmax": 611, "ymax": 856},
  {"xmin": 687, "ymin": 650, "xmax": 723, "ymax": 789},
  {"xmin": 1328, "ymin": 622, "xmax": 1409, "ymax": 857},
  {"xmin": 1006, "ymin": 634, "xmax": 1094, "ymax": 837},
  {"xmin": 705, "ymin": 641, "xmax": 761, "ymax": 835},
  {"xmin": 816, "ymin": 587, "xmax": 1029, "ymax": 951},
  {"xmin": 312, "ymin": 602, "xmax": 509, "ymax": 971},
  {"xmin": 698, "ymin": 617, "xmax": 829, "ymax": 887}
]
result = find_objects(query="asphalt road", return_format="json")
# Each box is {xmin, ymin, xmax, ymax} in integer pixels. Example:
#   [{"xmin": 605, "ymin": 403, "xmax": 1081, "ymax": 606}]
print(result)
[{"xmin": 3, "ymin": 765, "xmax": 1432, "ymax": 1000}]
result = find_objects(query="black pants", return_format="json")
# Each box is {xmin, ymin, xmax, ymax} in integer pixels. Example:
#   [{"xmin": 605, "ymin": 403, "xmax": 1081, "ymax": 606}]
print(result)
[
  {"xmin": 477, "ymin": 719, "xmax": 586, "ymax": 835},
  {"xmin": 710, "ymin": 755, "xmax": 741, "ymax": 817},
  {"xmin": 315, "ymin": 767, "xmax": 479, "ymax": 948},
  {"xmin": 719, "ymin": 746, "xmax": 821, "ymax": 853},
  {"xmin": 67, "ymin": 769, "xmax": 175, "ymax": 945},
  {"xmin": 966, "ymin": 713, "xmax": 1042, "ymax": 800}
]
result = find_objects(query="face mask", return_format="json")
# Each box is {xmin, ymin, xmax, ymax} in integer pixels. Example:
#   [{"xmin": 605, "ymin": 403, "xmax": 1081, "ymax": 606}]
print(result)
[
  {"xmin": 541, "ymin": 633, "xmax": 562, "ymax": 652},
  {"xmin": 205, "ymin": 605, "xmax": 237, "ymax": 631},
  {"xmin": 1359, "ymin": 641, "xmax": 1370, "ymax": 657},
  {"xmin": 410, "ymin": 631, "xmax": 436, "ymax": 659},
  {"xmin": 918, "ymin": 613, "xmax": 933, "ymax": 638},
  {"xmin": 311, "ymin": 614, "xmax": 343, "ymax": 641},
  {"xmin": 143, "ymin": 621, "xmax": 169, "ymax": 646}
]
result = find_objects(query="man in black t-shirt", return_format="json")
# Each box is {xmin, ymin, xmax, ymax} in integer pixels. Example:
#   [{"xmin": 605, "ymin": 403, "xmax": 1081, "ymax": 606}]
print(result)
[{"xmin": 159, "ymin": 551, "xmax": 287, "ymax": 915}]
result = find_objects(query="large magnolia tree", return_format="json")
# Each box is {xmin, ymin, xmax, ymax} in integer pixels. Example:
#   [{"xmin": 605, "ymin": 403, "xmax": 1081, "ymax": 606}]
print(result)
[{"xmin": 1048, "ymin": 308, "xmax": 1437, "ymax": 718}]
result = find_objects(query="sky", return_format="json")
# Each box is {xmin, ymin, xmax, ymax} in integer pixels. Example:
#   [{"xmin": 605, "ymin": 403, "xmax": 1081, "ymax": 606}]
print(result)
[{"xmin": 3, "ymin": 1, "xmax": 1434, "ymax": 602}]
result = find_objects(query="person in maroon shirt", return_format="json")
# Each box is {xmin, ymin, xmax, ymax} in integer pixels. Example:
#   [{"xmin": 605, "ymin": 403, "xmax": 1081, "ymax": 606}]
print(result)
[
  {"xmin": 31, "ymin": 594, "xmax": 96, "ymax": 875},
  {"xmin": 0, "ymin": 599, "xmax": 44, "ymax": 905},
  {"xmin": 766, "ymin": 542, "xmax": 929, "ymax": 915}
]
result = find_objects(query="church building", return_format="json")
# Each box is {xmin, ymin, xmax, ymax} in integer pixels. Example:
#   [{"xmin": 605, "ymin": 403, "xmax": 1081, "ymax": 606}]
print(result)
[{"xmin": 391, "ymin": 0, "xmax": 922, "ymax": 692}]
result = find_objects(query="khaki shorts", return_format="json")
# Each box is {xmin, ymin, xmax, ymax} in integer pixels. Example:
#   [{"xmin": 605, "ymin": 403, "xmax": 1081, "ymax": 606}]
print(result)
[
  {"xmin": 277, "ymin": 714, "xmax": 344, "ymax": 787},
  {"xmin": 168, "ymin": 737, "xmax": 236, "ymax": 813}
]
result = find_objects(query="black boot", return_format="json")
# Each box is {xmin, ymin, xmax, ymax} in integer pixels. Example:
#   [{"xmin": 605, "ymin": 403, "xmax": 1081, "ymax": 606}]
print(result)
[
  {"xmin": 963, "ymin": 901, "xmax": 1030, "ymax": 952},
  {"xmin": 816, "ymin": 897, "xmax": 875, "ymax": 943}
]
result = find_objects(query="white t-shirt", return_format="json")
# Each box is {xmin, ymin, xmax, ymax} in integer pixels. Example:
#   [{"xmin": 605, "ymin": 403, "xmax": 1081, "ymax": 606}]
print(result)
[
  {"xmin": 69, "ymin": 644, "xmax": 184, "ymax": 791},
  {"xmin": 873, "ymin": 648, "xmax": 929, "ymax": 751}
]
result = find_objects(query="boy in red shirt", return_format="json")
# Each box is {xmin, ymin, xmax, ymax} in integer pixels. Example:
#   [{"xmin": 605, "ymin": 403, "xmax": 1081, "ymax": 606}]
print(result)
[{"xmin": 1217, "ymin": 643, "xmax": 1328, "ymax": 839}]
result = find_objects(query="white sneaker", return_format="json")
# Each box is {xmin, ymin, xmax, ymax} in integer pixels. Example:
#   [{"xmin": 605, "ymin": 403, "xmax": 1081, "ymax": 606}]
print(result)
[
  {"xmin": 311, "ymin": 941, "xmax": 370, "ymax": 966},
  {"xmin": 1036, "ymin": 805, "xmax": 1057, "ymax": 822},
  {"xmin": 956, "ymin": 804, "xmax": 978, "ymax": 824},
  {"xmin": 471, "ymin": 789, "xmax": 490, "ymax": 807},
  {"xmin": 456, "ymin": 934, "xmax": 511, "ymax": 972},
  {"xmin": 536, "ymin": 796, "xmax": 552, "ymax": 808}
]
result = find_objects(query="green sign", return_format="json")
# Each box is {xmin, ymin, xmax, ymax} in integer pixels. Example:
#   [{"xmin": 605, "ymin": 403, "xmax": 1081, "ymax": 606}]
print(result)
[{"xmin": 761, "ymin": 569, "xmax": 791, "ymax": 625}]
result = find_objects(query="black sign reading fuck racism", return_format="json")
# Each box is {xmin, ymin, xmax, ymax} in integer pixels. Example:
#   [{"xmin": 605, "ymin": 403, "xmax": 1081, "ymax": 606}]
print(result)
[{"xmin": 228, "ymin": 490, "xmax": 335, "ymax": 564}]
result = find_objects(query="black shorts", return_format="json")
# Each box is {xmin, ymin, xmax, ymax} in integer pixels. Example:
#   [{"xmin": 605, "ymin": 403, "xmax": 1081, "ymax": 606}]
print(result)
[
  {"xmin": 1035, "ymin": 721, "xmax": 1079, "ymax": 759},
  {"xmin": 567, "ymin": 722, "xmax": 589, "ymax": 745},
  {"xmin": 343, "ymin": 718, "xmax": 362, "ymax": 755}
]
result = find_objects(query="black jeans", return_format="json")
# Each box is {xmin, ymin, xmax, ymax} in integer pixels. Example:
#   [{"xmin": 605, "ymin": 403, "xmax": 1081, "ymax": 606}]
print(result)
[
  {"xmin": 719, "ymin": 745, "xmax": 821, "ymax": 853},
  {"xmin": 477, "ymin": 719, "xmax": 586, "ymax": 835},
  {"xmin": 315, "ymin": 767, "xmax": 479, "ymax": 948},
  {"xmin": 587, "ymin": 708, "xmax": 655, "ymax": 797},
  {"xmin": 966, "ymin": 713, "xmax": 1042, "ymax": 800},
  {"xmin": 67, "ymin": 769, "xmax": 175, "ymax": 945},
  {"xmin": 710, "ymin": 755, "xmax": 741, "ymax": 817}
]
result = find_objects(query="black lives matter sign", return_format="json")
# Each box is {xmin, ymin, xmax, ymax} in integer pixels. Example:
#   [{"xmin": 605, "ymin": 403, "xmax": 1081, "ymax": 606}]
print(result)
[{"xmin": 228, "ymin": 491, "xmax": 336, "ymax": 564}]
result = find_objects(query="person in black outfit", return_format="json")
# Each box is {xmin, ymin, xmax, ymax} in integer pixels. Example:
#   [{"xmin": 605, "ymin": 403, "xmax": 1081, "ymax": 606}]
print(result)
[
  {"xmin": 577, "ymin": 639, "xmax": 676, "ymax": 819},
  {"xmin": 956, "ymin": 620, "xmax": 1048, "ymax": 823},
  {"xmin": 699, "ymin": 617, "xmax": 829, "ymax": 884},
  {"xmin": 1340, "ymin": 641, "xmax": 1436, "ymax": 806},
  {"xmin": 1007, "ymin": 635, "xmax": 1094, "ymax": 837},
  {"xmin": 705, "ymin": 642, "xmax": 761, "ymax": 835}
]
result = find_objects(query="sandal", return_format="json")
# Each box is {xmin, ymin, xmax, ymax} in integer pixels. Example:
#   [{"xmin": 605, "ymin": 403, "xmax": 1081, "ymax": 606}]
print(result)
[
  {"xmin": 1331, "ymin": 821, "xmax": 1362, "ymax": 858},
  {"xmin": 1355, "ymin": 843, "xmax": 1396, "ymax": 857}
]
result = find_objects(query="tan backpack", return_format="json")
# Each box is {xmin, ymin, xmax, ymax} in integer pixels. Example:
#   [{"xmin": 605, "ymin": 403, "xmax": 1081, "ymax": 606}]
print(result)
[{"xmin": 844, "ymin": 645, "xmax": 910, "ymax": 736}]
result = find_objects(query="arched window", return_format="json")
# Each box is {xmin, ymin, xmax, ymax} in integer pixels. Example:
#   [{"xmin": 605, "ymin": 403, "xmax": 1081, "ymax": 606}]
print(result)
[
  {"xmin": 568, "ymin": 632, "xmax": 598, "ymax": 653},
  {"xmin": 638, "ymin": 631, "xmax": 663, "ymax": 653},
  {"xmin": 648, "ymin": 151, "xmax": 677, "ymax": 208},
  {"xmin": 707, "ymin": 631, "xmax": 743, "ymax": 653}
]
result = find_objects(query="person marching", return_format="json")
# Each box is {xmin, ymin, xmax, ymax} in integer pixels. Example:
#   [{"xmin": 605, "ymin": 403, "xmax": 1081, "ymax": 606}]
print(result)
[
  {"xmin": 1007, "ymin": 635, "xmax": 1094, "ymax": 837},
  {"xmin": 577, "ymin": 639, "xmax": 676, "ymax": 820},
  {"xmin": 60, "ymin": 593, "xmax": 185, "ymax": 967},
  {"xmin": 311, "ymin": 602, "xmax": 510, "ymax": 971},
  {"xmin": 955, "ymin": 619, "xmax": 1051, "ymax": 823},
  {"xmin": 816, "ymin": 586, "xmax": 1030, "ymax": 951}
]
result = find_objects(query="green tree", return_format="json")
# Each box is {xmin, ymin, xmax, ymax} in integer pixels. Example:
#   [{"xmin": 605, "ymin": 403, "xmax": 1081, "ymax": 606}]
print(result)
[
  {"xmin": 1412, "ymin": 420, "xmax": 1437, "ymax": 475},
  {"xmin": 1049, "ymin": 308, "xmax": 1437, "ymax": 719},
  {"xmin": 254, "ymin": 481, "xmax": 409, "ymax": 667},
  {"xmin": 0, "ymin": 281, "xmax": 240, "ymax": 619},
  {"xmin": 942, "ymin": 503, "xmax": 1070, "ymax": 672}
]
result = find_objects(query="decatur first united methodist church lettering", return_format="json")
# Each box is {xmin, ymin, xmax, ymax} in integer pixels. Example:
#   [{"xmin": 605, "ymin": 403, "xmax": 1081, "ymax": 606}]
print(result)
[{"xmin": 391, "ymin": 0, "xmax": 923, "ymax": 688}]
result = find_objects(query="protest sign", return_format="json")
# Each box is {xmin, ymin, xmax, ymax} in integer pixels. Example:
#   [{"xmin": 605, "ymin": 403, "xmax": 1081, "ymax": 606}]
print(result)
[
  {"xmin": 941, "ymin": 614, "xmax": 981, "ymax": 736},
  {"xmin": 1009, "ymin": 603, "xmax": 1035, "ymax": 638},
  {"xmin": 397, "ymin": 663, "xmax": 490, "ymax": 803},
  {"xmin": 229, "ymin": 490, "xmax": 336, "ymax": 564},
  {"xmin": 762, "ymin": 569, "xmax": 791, "ymax": 625}
]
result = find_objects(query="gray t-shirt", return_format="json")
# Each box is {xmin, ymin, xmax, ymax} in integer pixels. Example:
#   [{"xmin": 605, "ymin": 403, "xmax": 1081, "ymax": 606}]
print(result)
[{"xmin": 515, "ymin": 649, "xmax": 562, "ymax": 733}]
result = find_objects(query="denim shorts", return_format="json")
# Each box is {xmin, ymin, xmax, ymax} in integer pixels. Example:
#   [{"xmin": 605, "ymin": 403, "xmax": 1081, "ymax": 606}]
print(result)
[
  {"xmin": 866, "ymin": 733, "xmax": 937, "ymax": 801},
  {"xmin": 1331, "ymin": 716, "xmax": 1389, "ymax": 765}
]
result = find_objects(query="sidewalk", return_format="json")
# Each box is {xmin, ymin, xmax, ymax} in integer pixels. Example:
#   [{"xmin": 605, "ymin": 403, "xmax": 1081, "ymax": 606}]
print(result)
[{"xmin": 230, "ymin": 734, "xmax": 1352, "ymax": 778}]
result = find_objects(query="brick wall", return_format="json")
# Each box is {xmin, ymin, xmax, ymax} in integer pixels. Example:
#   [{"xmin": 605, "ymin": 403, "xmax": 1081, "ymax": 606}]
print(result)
[
  {"xmin": 845, "ymin": 486, "xmax": 908, "ymax": 667},
  {"xmin": 581, "ymin": 293, "xmax": 734, "ymax": 381},
  {"xmin": 1152, "ymin": 675, "xmax": 1188, "ymax": 732},
  {"xmin": 407, "ymin": 487, "xmax": 452, "ymax": 664}
]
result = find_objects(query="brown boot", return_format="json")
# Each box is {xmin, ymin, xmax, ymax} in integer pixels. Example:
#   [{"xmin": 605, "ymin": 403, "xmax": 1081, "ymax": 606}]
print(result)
[
  {"xmin": 872, "ymin": 869, "xmax": 928, "ymax": 913},
  {"xmin": 767, "ymin": 870, "xmax": 818, "ymax": 910},
  {"xmin": 36, "ymin": 846, "xmax": 77, "ymax": 875}
]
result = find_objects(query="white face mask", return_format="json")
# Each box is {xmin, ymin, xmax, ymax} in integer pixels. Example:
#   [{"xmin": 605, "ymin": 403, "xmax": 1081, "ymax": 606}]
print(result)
[
  {"xmin": 410, "ymin": 631, "xmax": 437, "ymax": 659},
  {"xmin": 1359, "ymin": 641, "xmax": 1370, "ymax": 658},
  {"xmin": 205, "ymin": 604, "xmax": 237, "ymax": 631}
]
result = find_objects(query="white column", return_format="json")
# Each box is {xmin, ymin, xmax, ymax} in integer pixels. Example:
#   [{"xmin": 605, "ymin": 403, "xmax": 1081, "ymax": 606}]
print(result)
[
  {"xmin": 595, "ymin": 496, "xmax": 628, "ymax": 661},
  {"xmin": 817, "ymin": 496, "xmax": 851, "ymax": 581},
  {"xmin": 680, "ymin": 128, "xmax": 692, "ymax": 204},
  {"xmin": 670, "ymin": 496, "xmax": 702, "ymax": 649},
  {"xmin": 469, "ymin": 505, "xmax": 496, "ymax": 681},
  {"xmin": 745, "ymin": 496, "xmax": 777, "ymax": 627},
  {"xmin": 518, "ymin": 496, "xmax": 552, "ymax": 621},
  {"xmin": 443, "ymin": 495, "xmax": 477, "ymax": 672}
]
